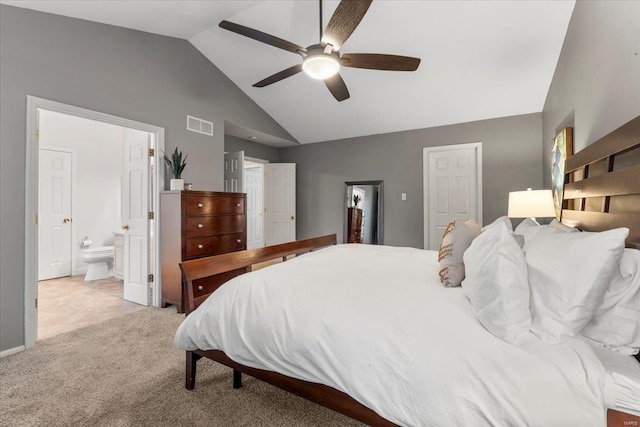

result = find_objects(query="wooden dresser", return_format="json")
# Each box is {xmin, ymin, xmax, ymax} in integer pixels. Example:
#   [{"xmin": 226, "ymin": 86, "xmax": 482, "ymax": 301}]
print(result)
[
  {"xmin": 160, "ymin": 190, "xmax": 246, "ymax": 312},
  {"xmin": 347, "ymin": 207, "xmax": 363, "ymax": 243}
]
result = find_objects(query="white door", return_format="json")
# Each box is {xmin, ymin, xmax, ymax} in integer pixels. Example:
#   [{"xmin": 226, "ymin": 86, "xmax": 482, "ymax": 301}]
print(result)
[
  {"xmin": 245, "ymin": 166, "xmax": 264, "ymax": 249},
  {"xmin": 224, "ymin": 151, "xmax": 244, "ymax": 192},
  {"xmin": 122, "ymin": 129, "xmax": 150, "ymax": 305},
  {"xmin": 265, "ymin": 163, "xmax": 296, "ymax": 245},
  {"xmin": 38, "ymin": 149, "xmax": 72, "ymax": 280},
  {"xmin": 423, "ymin": 143, "xmax": 482, "ymax": 250}
]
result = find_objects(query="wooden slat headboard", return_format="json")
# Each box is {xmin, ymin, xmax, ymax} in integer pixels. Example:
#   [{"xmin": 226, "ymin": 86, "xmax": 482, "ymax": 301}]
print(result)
[{"xmin": 562, "ymin": 116, "xmax": 640, "ymax": 249}]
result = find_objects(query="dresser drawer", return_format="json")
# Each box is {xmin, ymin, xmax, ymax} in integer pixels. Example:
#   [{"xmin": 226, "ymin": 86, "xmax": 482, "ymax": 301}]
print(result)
[
  {"xmin": 185, "ymin": 215, "xmax": 246, "ymax": 238},
  {"xmin": 185, "ymin": 195, "xmax": 245, "ymax": 216},
  {"xmin": 184, "ymin": 233, "xmax": 246, "ymax": 259}
]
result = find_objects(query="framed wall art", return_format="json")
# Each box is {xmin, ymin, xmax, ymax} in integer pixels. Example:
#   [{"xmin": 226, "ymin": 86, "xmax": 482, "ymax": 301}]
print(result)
[{"xmin": 551, "ymin": 127, "xmax": 573, "ymax": 220}]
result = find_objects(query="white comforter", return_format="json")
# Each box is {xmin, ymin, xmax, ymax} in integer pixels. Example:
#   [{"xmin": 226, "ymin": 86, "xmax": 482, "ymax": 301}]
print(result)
[{"xmin": 175, "ymin": 244, "xmax": 607, "ymax": 426}]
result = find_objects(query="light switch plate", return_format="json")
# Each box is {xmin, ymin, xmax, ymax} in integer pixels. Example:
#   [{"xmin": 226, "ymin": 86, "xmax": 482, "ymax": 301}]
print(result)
[{"xmin": 401, "ymin": 193, "xmax": 407, "ymax": 201}]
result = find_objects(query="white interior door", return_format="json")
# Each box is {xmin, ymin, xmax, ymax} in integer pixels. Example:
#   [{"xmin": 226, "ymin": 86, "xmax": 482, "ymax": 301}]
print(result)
[
  {"xmin": 245, "ymin": 166, "xmax": 264, "ymax": 249},
  {"xmin": 265, "ymin": 163, "xmax": 296, "ymax": 245},
  {"xmin": 224, "ymin": 151, "xmax": 244, "ymax": 192},
  {"xmin": 122, "ymin": 129, "xmax": 150, "ymax": 306},
  {"xmin": 424, "ymin": 143, "xmax": 482, "ymax": 250},
  {"xmin": 38, "ymin": 148, "xmax": 72, "ymax": 280}
]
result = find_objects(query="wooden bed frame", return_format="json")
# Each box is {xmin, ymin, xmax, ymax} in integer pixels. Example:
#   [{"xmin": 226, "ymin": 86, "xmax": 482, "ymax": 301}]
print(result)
[
  {"xmin": 179, "ymin": 116, "xmax": 640, "ymax": 427},
  {"xmin": 179, "ymin": 234, "xmax": 395, "ymax": 426}
]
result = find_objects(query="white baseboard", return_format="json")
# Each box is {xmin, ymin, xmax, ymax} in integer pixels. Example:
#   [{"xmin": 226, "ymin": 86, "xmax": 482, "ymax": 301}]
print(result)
[{"xmin": 0, "ymin": 345, "xmax": 26, "ymax": 358}]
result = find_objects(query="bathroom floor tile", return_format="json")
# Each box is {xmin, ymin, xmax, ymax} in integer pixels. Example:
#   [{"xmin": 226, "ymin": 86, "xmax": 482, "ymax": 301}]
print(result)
[{"xmin": 37, "ymin": 275, "xmax": 145, "ymax": 341}]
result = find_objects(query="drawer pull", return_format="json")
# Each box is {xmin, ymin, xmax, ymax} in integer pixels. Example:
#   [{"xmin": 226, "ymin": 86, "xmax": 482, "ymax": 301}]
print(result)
[
  {"xmin": 197, "ymin": 203, "xmax": 203, "ymax": 208},
  {"xmin": 197, "ymin": 244, "xmax": 203, "ymax": 249},
  {"xmin": 236, "ymin": 203, "xmax": 241, "ymax": 207},
  {"xmin": 197, "ymin": 285, "xmax": 204, "ymax": 291},
  {"xmin": 197, "ymin": 224, "xmax": 203, "ymax": 229},
  {"xmin": 236, "ymin": 239, "xmax": 242, "ymax": 243}
]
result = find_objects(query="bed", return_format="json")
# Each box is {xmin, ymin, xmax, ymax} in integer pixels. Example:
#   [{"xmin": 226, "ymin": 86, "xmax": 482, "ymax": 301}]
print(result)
[{"xmin": 174, "ymin": 115, "xmax": 640, "ymax": 426}]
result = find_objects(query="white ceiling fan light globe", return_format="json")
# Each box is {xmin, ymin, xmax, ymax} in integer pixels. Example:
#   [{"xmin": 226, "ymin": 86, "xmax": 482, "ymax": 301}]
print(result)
[{"xmin": 302, "ymin": 55, "xmax": 340, "ymax": 80}]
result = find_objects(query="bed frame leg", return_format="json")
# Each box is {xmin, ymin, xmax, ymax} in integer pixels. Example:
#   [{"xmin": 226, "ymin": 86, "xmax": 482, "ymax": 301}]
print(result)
[
  {"xmin": 233, "ymin": 369, "xmax": 242, "ymax": 389},
  {"xmin": 185, "ymin": 351, "xmax": 202, "ymax": 390}
]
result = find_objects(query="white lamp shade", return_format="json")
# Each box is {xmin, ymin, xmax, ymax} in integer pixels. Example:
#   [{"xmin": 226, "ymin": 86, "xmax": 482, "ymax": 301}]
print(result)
[{"xmin": 508, "ymin": 189, "xmax": 556, "ymax": 218}]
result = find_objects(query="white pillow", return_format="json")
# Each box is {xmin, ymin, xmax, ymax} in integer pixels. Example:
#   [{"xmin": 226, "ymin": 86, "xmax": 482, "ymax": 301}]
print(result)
[
  {"xmin": 582, "ymin": 249, "xmax": 640, "ymax": 355},
  {"xmin": 481, "ymin": 215, "xmax": 513, "ymax": 232},
  {"xmin": 438, "ymin": 219, "xmax": 481, "ymax": 287},
  {"xmin": 525, "ymin": 227, "xmax": 629, "ymax": 344},
  {"xmin": 462, "ymin": 219, "xmax": 530, "ymax": 343},
  {"xmin": 513, "ymin": 217, "xmax": 541, "ymax": 243},
  {"xmin": 549, "ymin": 219, "xmax": 579, "ymax": 234}
]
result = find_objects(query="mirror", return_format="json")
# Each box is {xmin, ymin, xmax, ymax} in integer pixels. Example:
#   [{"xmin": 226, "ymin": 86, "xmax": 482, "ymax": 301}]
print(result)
[{"xmin": 344, "ymin": 181, "xmax": 383, "ymax": 244}]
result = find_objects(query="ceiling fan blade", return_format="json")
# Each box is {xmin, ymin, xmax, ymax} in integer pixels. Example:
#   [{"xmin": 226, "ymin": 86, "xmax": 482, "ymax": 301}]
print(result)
[
  {"xmin": 219, "ymin": 20, "xmax": 306, "ymax": 54},
  {"xmin": 321, "ymin": 0, "xmax": 372, "ymax": 51},
  {"xmin": 324, "ymin": 73, "xmax": 350, "ymax": 102},
  {"xmin": 341, "ymin": 53, "xmax": 421, "ymax": 71},
  {"xmin": 253, "ymin": 64, "xmax": 303, "ymax": 88}
]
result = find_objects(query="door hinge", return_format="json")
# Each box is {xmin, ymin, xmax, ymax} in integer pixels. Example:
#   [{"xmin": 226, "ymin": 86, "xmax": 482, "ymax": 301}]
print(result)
[
  {"xmin": 35, "ymin": 130, "xmax": 40, "ymax": 140},
  {"xmin": 148, "ymin": 274, "xmax": 154, "ymax": 283},
  {"xmin": 148, "ymin": 148, "xmax": 154, "ymax": 157},
  {"xmin": 35, "ymin": 298, "xmax": 38, "ymax": 309},
  {"xmin": 35, "ymin": 214, "xmax": 38, "ymax": 224},
  {"xmin": 148, "ymin": 211, "xmax": 154, "ymax": 220}
]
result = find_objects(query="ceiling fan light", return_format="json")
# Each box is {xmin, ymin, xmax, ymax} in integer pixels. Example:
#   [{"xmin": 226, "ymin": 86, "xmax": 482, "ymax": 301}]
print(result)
[{"xmin": 302, "ymin": 55, "xmax": 340, "ymax": 80}]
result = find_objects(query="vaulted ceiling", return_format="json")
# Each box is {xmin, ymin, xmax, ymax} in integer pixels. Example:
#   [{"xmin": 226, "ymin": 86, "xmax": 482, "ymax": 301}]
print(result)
[{"xmin": 2, "ymin": 1, "xmax": 576, "ymax": 144}]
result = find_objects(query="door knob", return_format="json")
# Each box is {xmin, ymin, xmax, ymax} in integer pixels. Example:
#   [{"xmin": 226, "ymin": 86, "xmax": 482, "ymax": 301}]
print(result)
[
  {"xmin": 290, "ymin": 216, "xmax": 295, "ymax": 220},
  {"xmin": 121, "ymin": 225, "xmax": 129, "ymax": 230},
  {"xmin": 197, "ymin": 244, "xmax": 203, "ymax": 249},
  {"xmin": 197, "ymin": 203, "xmax": 203, "ymax": 208},
  {"xmin": 197, "ymin": 224, "xmax": 203, "ymax": 229},
  {"xmin": 63, "ymin": 218, "xmax": 71, "ymax": 223}
]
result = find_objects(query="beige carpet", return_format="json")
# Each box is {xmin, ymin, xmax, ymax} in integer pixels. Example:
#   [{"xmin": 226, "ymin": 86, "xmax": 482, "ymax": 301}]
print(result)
[{"xmin": 0, "ymin": 308, "xmax": 362, "ymax": 427}]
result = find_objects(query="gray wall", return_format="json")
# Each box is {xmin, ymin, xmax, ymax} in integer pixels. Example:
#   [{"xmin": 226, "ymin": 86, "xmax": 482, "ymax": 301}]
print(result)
[
  {"xmin": 280, "ymin": 113, "xmax": 542, "ymax": 248},
  {"xmin": 542, "ymin": 0, "xmax": 640, "ymax": 187},
  {"xmin": 224, "ymin": 135, "xmax": 279, "ymax": 163},
  {"xmin": 0, "ymin": 5, "xmax": 293, "ymax": 352}
]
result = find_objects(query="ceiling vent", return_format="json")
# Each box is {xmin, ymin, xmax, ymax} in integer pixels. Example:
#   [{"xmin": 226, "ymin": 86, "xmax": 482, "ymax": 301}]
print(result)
[{"xmin": 187, "ymin": 115, "xmax": 213, "ymax": 136}]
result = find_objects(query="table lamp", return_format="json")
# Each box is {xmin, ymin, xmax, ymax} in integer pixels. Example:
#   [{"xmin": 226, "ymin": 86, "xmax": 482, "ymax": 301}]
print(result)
[{"xmin": 507, "ymin": 188, "xmax": 556, "ymax": 221}]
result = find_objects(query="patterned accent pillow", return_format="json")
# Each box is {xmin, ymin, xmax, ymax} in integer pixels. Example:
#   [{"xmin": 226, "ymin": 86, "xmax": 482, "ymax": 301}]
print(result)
[{"xmin": 438, "ymin": 219, "xmax": 481, "ymax": 287}]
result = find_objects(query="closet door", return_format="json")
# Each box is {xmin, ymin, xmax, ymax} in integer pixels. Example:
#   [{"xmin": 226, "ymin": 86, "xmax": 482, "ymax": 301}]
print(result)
[{"xmin": 264, "ymin": 163, "xmax": 296, "ymax": 245}]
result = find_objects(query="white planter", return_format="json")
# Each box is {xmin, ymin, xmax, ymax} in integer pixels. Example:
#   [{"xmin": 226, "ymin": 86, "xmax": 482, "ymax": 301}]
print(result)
[{"xmin": 170, "ymin": 179, "xmax": 184, "ymax": 191}]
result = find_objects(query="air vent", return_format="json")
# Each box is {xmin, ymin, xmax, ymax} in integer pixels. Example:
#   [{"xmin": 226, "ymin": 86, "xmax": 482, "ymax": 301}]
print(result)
[{"xmin": 186, "ymin": 115, "xmax": 213, "ymax": 136}]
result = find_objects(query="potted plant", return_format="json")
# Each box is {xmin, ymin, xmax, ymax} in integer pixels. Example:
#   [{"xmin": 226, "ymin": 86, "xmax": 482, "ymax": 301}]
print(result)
[
  {"xmin": 164, "ymin": 147, "xmax": 188, "ymax": 190},
  {"xmin": 353, "ymin": 194, "xmax": 361, "ymax": 208}
]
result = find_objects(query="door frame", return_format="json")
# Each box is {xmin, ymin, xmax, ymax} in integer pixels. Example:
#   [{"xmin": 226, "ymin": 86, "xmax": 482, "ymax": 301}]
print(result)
[
  {"xmin": 38, "ymin": 146, "xmax": 78, "ymax": 277},
  {"xmin": 25, "ymin": 96, "xmax": 165, "ymax": 349},
  {"xmin": 422, "ymin": 142, "xmax": 483, "ymax": 249},
  {"xmin": 344, "ymin": 180, "xmax": 384, "ymax": 245}
]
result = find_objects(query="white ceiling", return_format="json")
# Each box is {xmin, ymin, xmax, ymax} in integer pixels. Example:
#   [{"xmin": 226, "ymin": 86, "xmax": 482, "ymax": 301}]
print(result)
[{"xmin": 3, "ymin": 1, "xmax": 576, "ymax": 145}]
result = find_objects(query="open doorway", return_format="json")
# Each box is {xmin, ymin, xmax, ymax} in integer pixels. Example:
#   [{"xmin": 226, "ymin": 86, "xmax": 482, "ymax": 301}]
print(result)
[
  {"xmin": 225, "ymin": 150, "xmax": 297, "ymax": 247},
  {"xmin": 223, "ymin": 150, "xmax": 268, "ymax": 249},
  {"xmin": 24, "ymin": 96, "xmax": 165, "ymax": 348},
  {"xmin": 36, "ymin": 110, "xmax": 153, "ymax": 340},
  {"xmin": 244, "ymin": 157, "xmax": 267, "ymax": 249}
]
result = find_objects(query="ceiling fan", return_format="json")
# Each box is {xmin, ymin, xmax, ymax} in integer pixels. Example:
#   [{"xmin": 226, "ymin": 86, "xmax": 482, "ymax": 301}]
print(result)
[{"xmin": 219, "ymin": 0, "xmax": 421, "ymax": 102}]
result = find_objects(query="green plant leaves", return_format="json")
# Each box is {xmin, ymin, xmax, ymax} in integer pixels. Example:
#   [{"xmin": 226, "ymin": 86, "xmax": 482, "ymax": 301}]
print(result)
[{"xmin": 163, "ymin": 147, "xmax": 187, "ymax": 179}]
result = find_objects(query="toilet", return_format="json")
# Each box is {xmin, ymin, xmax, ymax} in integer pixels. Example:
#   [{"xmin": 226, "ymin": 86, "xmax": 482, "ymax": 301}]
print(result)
[{"xmin": 81, "ymin": 246, "xmax": 115, "ymax": 281}]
